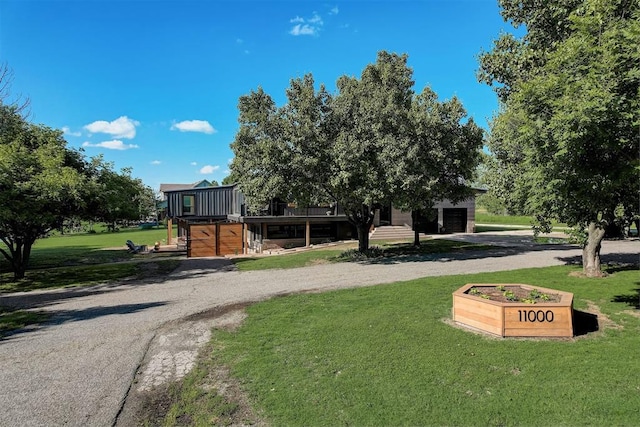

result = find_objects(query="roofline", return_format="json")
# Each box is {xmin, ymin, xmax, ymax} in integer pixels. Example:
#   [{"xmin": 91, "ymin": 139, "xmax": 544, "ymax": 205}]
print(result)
[{"xmin": 162, "ymin": 183, "xmax": 238, "ymax": 194}]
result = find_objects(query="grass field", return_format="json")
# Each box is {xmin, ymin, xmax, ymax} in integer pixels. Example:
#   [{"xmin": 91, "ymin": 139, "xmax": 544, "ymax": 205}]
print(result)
[
  {"xmin": 475, "ymin": 207, "xmax": 568, "ymax": 229},
  {"xmin": 0, "ymin": 226, "xmax": 181, "ymax": 337},
  {"xmin": 161, "ymin": 265, "xmax": 640, "ymax": 426},
  {"xmin": 232, "ymin": 239, "xmax": 493, "ymax": 271}
]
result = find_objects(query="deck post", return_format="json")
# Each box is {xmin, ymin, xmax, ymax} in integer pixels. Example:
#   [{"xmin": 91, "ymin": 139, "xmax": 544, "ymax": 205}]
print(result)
[
  {"xmin": 167, "ymin": 218, "xmax": 173, "ymax": 244},
  {"xmin": 305, "ymin": 220, "xmax": 311, "ymax": 247}
]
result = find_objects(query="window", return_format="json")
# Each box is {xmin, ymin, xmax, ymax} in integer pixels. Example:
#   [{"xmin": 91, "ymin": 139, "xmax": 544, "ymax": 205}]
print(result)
[
  {"xmin": 182, "ymin": 195, "xmax": 195, "ymax": 215},
  {"xmin": 266, "ymin": 224, "xmax": 305, "ymax": 239}
]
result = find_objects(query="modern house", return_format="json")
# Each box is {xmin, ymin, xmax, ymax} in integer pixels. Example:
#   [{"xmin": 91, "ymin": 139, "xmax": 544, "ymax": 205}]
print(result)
[{"xmin": 162, "ymin": 184, "xmax": 479, "ymax": 257}]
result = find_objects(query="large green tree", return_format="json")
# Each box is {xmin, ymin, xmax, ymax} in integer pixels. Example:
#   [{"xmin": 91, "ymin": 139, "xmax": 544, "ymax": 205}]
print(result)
[
  {"xmin": 87, "ymin": 161, "xmax": 155, "ymax": 231},
  {"xmin": 0, "ymin": 105, "xmax": 89, "ymax": 279},
  {"xmin": 392, "ymin": 88, "xmax": 483, "ymax": 246},
  {"xmin": 232, "ymin": 51, "xmax": 482, "ymax": 251},
  {"xmin": 479, "ymin": 0, "xmax": 640, "ymax": 276}
]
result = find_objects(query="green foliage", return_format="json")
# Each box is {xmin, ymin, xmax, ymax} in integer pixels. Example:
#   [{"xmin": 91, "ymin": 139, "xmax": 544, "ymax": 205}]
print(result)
[
  {"xmin": 0, "ymin": 105, "xmax": 89, "ymax": 279},
  {"xmin": 86, "ymin": 159, "xmax": 155, "ymax": 231},
  {"xmin": 334, "ymin": 246, "xmax": 384, "ymax": 261},
  {"xmin": 231, "ymin": 51, "xmax": 482, "ymax": 252},
  {"xmin": 170, "ymin": 266, "xmax": 640, "ymax": 426},
  {"xmin": 0, "ymin": 75, "xmax": 156, "ymax": 279},
  {"xmin": 479, "ymin": 0, "xmax": 640, "ymax": 275}
]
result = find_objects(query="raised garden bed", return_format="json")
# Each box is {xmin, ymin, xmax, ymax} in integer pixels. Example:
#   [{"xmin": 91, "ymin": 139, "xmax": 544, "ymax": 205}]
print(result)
[{"xmin": 452, "ymin": 283, "xmax": 574, "ymax": 337}]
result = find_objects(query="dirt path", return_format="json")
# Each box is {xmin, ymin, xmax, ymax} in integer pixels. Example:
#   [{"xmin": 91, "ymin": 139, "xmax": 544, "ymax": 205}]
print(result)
[{"xmin": 0, "ymin": 235, "xmax": 637, "ymax": 426}]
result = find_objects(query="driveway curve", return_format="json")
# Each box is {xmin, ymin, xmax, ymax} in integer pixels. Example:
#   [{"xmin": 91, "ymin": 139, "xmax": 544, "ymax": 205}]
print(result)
[{"xmin": 0, "ymin": 234, "xmax": 637, "ymax": 426}]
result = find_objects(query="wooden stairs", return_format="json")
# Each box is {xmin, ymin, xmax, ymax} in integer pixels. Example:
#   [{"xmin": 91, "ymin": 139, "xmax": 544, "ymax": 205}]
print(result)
[{"xmin": 369, "ymin": 225, "xmax": 429, "ymax": 241}]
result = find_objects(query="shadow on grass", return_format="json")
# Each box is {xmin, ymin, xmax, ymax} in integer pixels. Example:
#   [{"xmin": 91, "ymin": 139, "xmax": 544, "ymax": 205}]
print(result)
[
  {"xmin": 573, "ymin": 309, "xmax": 600, "ymax": 336},
  {"xmin": 0, "ymin": 258, "xmax": 236, "ymax": 312},
  {"xmin": 612, "ymin": 286, "xmax": 640, "ymax": 309},
  {"xmin": 1, "ymin": 301, "xmax": 169, "ymax": 342},
  {"xmin": 350, "ymin": 242, "xmax": 580, "ymax": 266}
]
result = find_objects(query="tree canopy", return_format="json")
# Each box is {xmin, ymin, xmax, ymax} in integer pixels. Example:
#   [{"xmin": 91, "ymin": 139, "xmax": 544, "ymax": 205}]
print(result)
[
  {"xmin": 479, "ymin": 0, "xmax": 640, "ymax": 276},
  {"xmin": 231, "ymin": 51, "xmax": 483, "ymax": 251},
  {"xmin": 0, "ymin": 67, "xmax": 156, "ymax": 279},
  {"xmin": 0, "ymin": 105, "xmax": 88, "ymax": 278}
]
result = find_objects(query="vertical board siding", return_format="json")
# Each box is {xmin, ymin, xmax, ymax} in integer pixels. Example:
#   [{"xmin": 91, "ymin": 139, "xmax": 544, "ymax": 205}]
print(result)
[{"xmin": 167, "ymin": 187, "xmax": 236, "ymax": 217}]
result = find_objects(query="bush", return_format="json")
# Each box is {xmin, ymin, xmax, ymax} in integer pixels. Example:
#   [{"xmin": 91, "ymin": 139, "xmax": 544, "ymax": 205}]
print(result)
[{"xmin": 337, "ymin": 246, "xmax": 384, "ymax": 261}]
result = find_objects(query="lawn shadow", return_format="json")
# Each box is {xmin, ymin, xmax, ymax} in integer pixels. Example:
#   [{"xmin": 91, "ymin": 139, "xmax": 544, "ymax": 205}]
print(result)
[
  {"xmin": 355, "ymin": 242, "xmax": 579, "ymax": 266},
  {"xmin": 612, "ymin": 286, "xmax": 640, "ymax": 309},
  {"xmin": 573, "ymin": 309, "xmax": 600, "ymax": 336},
  {"xmin": 551, "ymin": 252, "xmax": 640, "ymax": 269},
  {"xmin": 1, "ymin": 301, "xmax": 169, "ymax": 342},
  {"xmin": 46, "ymin": 301, "xmax": 169, "ymax": 325},
  {"xmin": 0, "ymin": 258, "xmax": 236, "ymax": 311}
]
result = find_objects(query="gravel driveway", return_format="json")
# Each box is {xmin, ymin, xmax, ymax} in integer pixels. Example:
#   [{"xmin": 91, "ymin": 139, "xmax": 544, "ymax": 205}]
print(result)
[{"xmin": 0, "ymin": 233, "xmax": 637, "ymax": 426}]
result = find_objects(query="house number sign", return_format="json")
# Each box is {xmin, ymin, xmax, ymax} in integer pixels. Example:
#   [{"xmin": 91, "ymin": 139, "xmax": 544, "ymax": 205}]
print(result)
[{"xmin": 518, "ymin": 309, "xmax": 555, "ymax": 323}]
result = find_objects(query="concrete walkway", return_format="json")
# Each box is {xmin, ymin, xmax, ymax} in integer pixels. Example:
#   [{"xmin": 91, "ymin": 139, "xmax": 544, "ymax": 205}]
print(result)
[{"xmin": 0, "ymin": 233, "xmax": 637, "ymax": 426}]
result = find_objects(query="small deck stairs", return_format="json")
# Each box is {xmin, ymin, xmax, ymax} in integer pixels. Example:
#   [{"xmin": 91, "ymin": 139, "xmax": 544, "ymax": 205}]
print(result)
[{"xmin": 369, "ymin": 225, "xmax": 429, "ymax": 241}]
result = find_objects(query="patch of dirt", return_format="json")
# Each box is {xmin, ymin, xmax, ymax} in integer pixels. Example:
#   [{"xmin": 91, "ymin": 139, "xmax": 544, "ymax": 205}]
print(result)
[
  {"xmin": 568, "ymin": 270, "xmax": 609, "ymax": 278},
  {"xmin": 582, "ymin": 300, "xmax": 623, "ymax": 332},
  {"xmin": 622, "ymin": 310, "xmax": 640, "ymax": 318},
  {"xmin": 116, "ymin": 303, "xmax": 266, "ymax": 427}
]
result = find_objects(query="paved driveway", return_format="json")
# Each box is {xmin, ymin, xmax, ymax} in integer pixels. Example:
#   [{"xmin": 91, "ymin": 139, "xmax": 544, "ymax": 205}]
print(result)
[{"xmin": 0, "ymin": 234, "xmax": 637, "ymax": 426}]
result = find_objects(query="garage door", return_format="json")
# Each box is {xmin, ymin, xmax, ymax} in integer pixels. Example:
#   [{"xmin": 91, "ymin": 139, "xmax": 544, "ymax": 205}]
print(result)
[{"xmin": 443, "ymin": 208, "xmax": 467, "ymax": 233}]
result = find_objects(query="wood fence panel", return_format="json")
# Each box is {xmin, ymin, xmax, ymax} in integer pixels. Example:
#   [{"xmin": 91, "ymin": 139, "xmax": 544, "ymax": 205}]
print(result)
[
  {"xmin": 189, "ymin": 224, "xmax": 217, "ymax": 257},
  {"xmin": 218, "ymin": 223, "xmax": 243, "ymax": 256}
]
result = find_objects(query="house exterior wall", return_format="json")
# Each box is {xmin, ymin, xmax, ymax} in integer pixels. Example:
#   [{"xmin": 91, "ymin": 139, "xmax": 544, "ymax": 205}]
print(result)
[
  {"xmin": 166, "ymin": 185, "xmax": 236, "ymax": 217},
  {"xmin": 387, "ymin": 197, "xmax": 476, "ymax": 233}
]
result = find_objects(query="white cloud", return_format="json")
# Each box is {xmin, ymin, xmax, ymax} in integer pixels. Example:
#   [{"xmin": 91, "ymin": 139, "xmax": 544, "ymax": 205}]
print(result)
[
  {"xmin": 84, "ymin": 116, "xmax": 139, "ymax": 139},
  {"xmin": 190, "ymin": 161, "xmax": 198, "ymax": 166},
  {"xmin": 61, "ymin": 126, "xmax": 81, "ymax": 137},
  {"xmin": 308, "ymin": 13, "xmax": 323, "ymax": 24},
  {"xmin": 82, "ymin": 140, "xmax": 139, "ymax": 150},
  {"xmin": 290, "ymin": 24, "xmax": 317, "ymax": 36},
  {"xmin": 199, "ymin": 165, "xmax": 220, "ymax": 174},
  {"xmin": 289, "ymin": 12, "xmax": 327, "ymax": 36},
  {"xmin": 329, "ymin": 6, "xmax": 339, "ymax": 15},
  {"xmin": 171, "ymin": 120, "xmax": 216, "ymax": 134},
  {"xmin": 151, "ymin": 160, "xmax": 162, "ymax": 165}
]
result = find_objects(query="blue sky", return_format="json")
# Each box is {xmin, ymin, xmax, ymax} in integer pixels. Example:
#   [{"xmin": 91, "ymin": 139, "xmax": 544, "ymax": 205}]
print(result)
[{"xmin": 1, "ymin": 0, "xmax": 514, "ymax": 192}]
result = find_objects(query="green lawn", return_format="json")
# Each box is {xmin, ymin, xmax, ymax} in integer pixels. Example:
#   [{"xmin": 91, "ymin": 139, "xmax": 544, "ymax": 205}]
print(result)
[
  {"xmin": 233, "ymin": 239, "xmax": 493, "ymax": 271},
  {"xmin": 162, "ymin": 265, "xmax": 640, "ymax": 426},
  {"xmin": 0, "ymin": 227, "xmax": 182, "ymax": 336},
  {"xmin": 475, "ymin": 208, "xmax": 568, "ymax": 229},
  {"xmin": 0, "ymin": 307, "xmax": 50, "ymax": 338}
]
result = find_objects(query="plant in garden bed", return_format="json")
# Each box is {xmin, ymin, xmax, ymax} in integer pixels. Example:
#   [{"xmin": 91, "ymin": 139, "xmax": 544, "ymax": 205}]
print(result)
[{"xmin": 466, "ymin": 285, "xmax": 559, "ymax": 304}]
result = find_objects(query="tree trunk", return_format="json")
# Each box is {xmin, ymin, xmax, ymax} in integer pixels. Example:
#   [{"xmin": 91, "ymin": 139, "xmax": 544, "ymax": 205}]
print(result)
[
  {"xmin": 347, "ymin": 204, "xmax": 375, "ymax": 253},
  {"xmin": 412, "ymin": 210, "xmax": 421, "ymax": 247},
  {"xmin": 356, "ymin": 222, "xmax": 370, "ymax": 252},
  {"xmin": 582, "ymin": 222, "xmax": 606, "ymax": 277},
  {"xmin": 0, "ymin": 237, "xmax": 34, "ymax": 280}
]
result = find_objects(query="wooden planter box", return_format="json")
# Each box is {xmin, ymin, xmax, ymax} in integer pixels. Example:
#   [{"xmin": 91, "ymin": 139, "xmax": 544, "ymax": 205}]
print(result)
[{"xmin": 453, "ymin": 284, "xmax": 574, "ymax": 338}]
